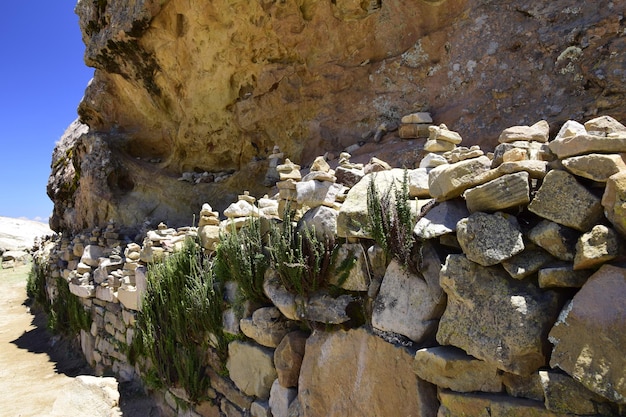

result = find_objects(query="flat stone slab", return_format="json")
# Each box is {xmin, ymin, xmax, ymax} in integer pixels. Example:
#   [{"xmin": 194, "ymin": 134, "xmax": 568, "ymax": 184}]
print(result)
[
  {"xmin": 413, "ymin": 199, "xmax": 469, "ymax": 240},
  {"xmin": 464, "ymin": 171, "xmax": 530, "ymax": 213}
]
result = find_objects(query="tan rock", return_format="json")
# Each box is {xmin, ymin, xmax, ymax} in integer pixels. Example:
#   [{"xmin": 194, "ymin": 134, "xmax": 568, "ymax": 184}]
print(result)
[
  {"xmin": 438, "ymin": 390, "xmax": 568, "ymax": 417},
  {"xmin": 428, "ymin": 156, "xmax": 492, "ymax": 200},
  {"xmin": 549, "ymin": 264, "xmax": 626, "ymax": 403},
  {"xmin": 328, "ymin": 243, "xmax": 370, "ymax": 292},
  {"xmin": 601, "ymin": 170, "xmax": 626, "ymax": 238},
  {"xmin": 528, "ymin": 170, "xmax": 603, "ymax": 231},
  {"xmin": 562, "ymin": 153, "xmax": 626, "ymax": 182},
  {"xmin": 239, "ymin": 307, "xmax": 298, "ymax": 348},
  {"xmin": 226, "ymin": 341, "xmax": 277, "ymax": 399},
  {"xmin": 584, "ymin": 115, "xmax": 626, "ymax": 136},
  {"xmin": 413, "ymin": 198, "xmax": 469, "ymax": 240},
  {"xmin": 539, "ymin": 370, "xmax": 609, "ymax": 415},
  {"xmin": 502, "ymin": 372, "xmax": 545, "ymax": 402},
  {"xmin": 527, "ymin": 220, "xmax": 579, "ymax": 261},
  {"xmin": 429, "ymin": 124, "xmax": 463, "ymax": 144},
  {"xmin": 424, "ymin": 138, "xmax": 456, "ymax": 152},
  {"xmin": 492, "ymin": 141, "xmax": 555, "ymax": 168},
  {"xmin": 414, "ymin": 346, "xmax": 503, "ymax": 392},
  {"xmin": 501, "ymin": 245, "xmax": 554, "ymax": 280},
  {"xmin": 464, "ymin": 171, "xmax": 530, "ymax": 213},
  {"xmin": 401, "ymin": 112, "xmax": 433, "ymax": 124},
  {"xmin": 499, "ymin": 120, "xmax": 550, "ymax": 143},
  {"xmin": 554, "ymin": 120, "xmax": 586, "ymax": 140},
  {"xmin": 274, "ymin": 331, "xmax": 308, "ymax": 388},
  {"xmin": 503, "ymin": 147, "xmax": 527, "ymax": 162},
  {"xmin": 538, "ymin": 263, "xmax": 592, "ymax": 289},
  {"xmin": 298, "ymin": 328, "xmax": 438, "ymax": 417},
  {"xmin": 399, "ymin": 124, "xmax": 430, "ymax": 139},
  {"xmin": 548, "ymin": 133, "xmax": 626, "ymax": 159},
  {"xmin": 573, "ymin": 224, "xmax": 620, "ymax": 270}
]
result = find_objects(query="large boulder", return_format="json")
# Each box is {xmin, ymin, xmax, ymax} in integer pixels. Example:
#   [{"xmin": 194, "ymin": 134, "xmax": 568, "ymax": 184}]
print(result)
[
  {"xmin": 298, "ymin": 328, "xmax": 438, "ymax": 417},
  {"xmin": 226, "ymin": 341, "xmax": 278, "ymax": 399},
  {"xmin": 548, "ymin": 264, "xmax": 626, "ymax": 403},
  {"xmin": 437, "ymin": 254, "xmax": 561, "ymax": 375}
]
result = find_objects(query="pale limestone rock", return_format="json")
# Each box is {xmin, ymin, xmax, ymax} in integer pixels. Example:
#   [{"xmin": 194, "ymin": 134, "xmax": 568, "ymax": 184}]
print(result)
[
  {"xmin": 408, "ymin": 168, "xmax": 430, "ymax": 198},
  {"xmin": 501, "ymin": 245, "xmax": 554, "ymax": 280},
  {"xmin": 328, "ymin": 243, "xmax": 370, "ymax": 292},
  {"xmin": 269, "ymin": 379, "xmax": 297, "ymax": 417},
  {"xmin": 584, "ymin": 115, "xmax": 626, "ymax": 136},
  {"xmin": 601, "ymin": 171, "xmax": 626, "ymax": 238},
  {"xmin": 226, "ymin": 341, "xmax": 277, "ymax": 399},
  {"xmin": 240, "ymin": 307, "xmax": 298, "ymax": 348},
  {"xmin": 573, "ymin": 224, "xmax": 620, "ymax": 270},
  {"xmin": 445, "ymin": 146, "xmax": 485, "ymax": 163},
  {"xmin": 413, "ymin": 346, "xmax": 503, "ymax": 392},
  {"xmin": 295, "ymin": 180, "xmax": 342, "ymax": 208},
  {"xmin": 366, "ymin": 244, "xmax": 387, "ymax": 280},
  {"xmin": 554, "ymin": 120, "xmax": 586, "ymax": 141},
  {"xmin": 263, "ymin": 270, "xmax": 303, "ymax": 321},
  {"xmin": 337, "ymin": 169, "xmax": 406, "ymax": 238},
  {"xmin": 456, "ymin": 212, "xmax": 524, "ymax": 266},
  {"xmin": 429, "ymin": 123, "xmax": 462, "ymax": 144},
  {"xmin": 527, "ymin": 220, "xmax": 579, "ymax": 261},
  {"xmin": 419, "ymin": 153, "xmax": 448, "ymax": 169},
  {"xmin": 224, "ymin": 199, "xmax": 260, "ymax": 218},
  {"xmin": 69, "ymin": 282, "xmax": 96, "ymax": 298},
  {"xmin": 274, "ymin": 331, "xmax": 308, "ymax": 388},
  {"xmin": 498, "ymin": 120, "xmax": 550, "ymax": 143},
  {"xmin": 401, "ymin": 112, "xmax": 433, "ymax": 124},
  {"xmin": 424, "ymin": 139, "xmax": 456, "ymax": 152},
  {"xmin": 502, "ymin": 147, "xmax": 527, "ymax": 162},
  {"xmin": 81, "ymin": 244, "xmax": 104, "ymax": 267},
  {"xmin": 413, "ymin": 199, "xmax": 469, "ymax": 240},
  {"xmin": 277, "ymin": 159, "xmax": 302, "ymax": 181},
  {"xmin": 198, "ymin": 224, "xmax": 220, "ymax": 251},
  {"xmin": 539, "ymin": 370, "xmax": 609, "ymax": 415},
  {"xmin": 297, "ymin": 205, "xmax": 338, "ymax": 242},
  {"xmin": 562, "ymin": 153, "xmax": 626, "ymax": 182},
  {"xmin": 438, "ymin": 390, "xmax": 567, "ymax": 417},
  {"xmin": 117, "ymin": 286, "xmax": 139, "ymax": 310},
  {"xmin": 298, "ymin": 328, "xmax": 438, "ymax": 417},
  {"xmin": 538, "ymin": 263, "xmax": 592, "ymax": 289},
  {"xmin": 548, "ymin": 133, "xmax": 626, "ymax": 159},
  {"xmin": 96, "ymin": 285, "xmax": 118, "ymax": 303},
  {"xmin": 372, "ymin": 260, "xmax": 446, "ymax": 343},
  {"xmin": 464, "ymin": 171, "xmax": 530, "ymax": 213},
  {"xmin": 77, "ymin": 261, "xmax": 92, "ymax": 274},
  {"xmin": 492, "ymin": 140, "xmax": 554, "ymax": 168},
  {"xmin": 363, "ymin": 157, "xmax": 392, "ymax": 174},
  {"xmin": 437, "ymin": 254, "xmax": 560, "ymax": 375},
  {"xmin": 49, "ymin": 375, "xmax": 120, "ymax": 417},
  {"xmin": 418, "ymin": 240, "xmax": 446, "ymax": 306},
  {"xmin": 549, "ymin": 264, "xmax": 626, "ymax": 403},
  {"xmin": 528, "ymin": 170, "xmax": 603, "ymax": 231},
  {"xmin": 310, "ymin": 156, "xmax": 331, "ymax": 173},
  {"xmin": 428, "ymin": 156, "xmax": 492, "ymax": 200}
]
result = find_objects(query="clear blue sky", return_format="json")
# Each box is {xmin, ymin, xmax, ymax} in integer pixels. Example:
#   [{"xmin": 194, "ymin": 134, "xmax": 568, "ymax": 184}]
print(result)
[{"xmin": 0, "ymin": 2, "xmax": 93, "ymax": 222}]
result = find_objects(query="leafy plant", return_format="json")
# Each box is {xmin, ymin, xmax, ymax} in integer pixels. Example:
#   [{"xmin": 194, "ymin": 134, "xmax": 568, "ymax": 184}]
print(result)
[
  {"xmin": 366, "ymin": 170, "xmax": 418, "ymax": 272},
  {"xmin": 131, "ymin": 237, "xmax": 225, "ymax": 403},
  {"xmin": 214, "ymin": 218, "xmax": 270, "ymax": 308},
  {"xmin": 268, "ymin": 213, "xmax": 336, "ymax": 297}
]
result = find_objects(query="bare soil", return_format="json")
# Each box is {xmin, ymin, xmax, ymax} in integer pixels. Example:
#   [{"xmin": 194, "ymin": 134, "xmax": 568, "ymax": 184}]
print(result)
[{"xmin": 0, "ymin": 264, "xmax": 160, "ymax": 417}]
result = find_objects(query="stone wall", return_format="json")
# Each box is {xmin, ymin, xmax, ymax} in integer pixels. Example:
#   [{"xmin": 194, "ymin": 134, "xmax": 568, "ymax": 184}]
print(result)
[{"xmin": 36, "ymin": 115, "xmax": 626, "ymax": 416}]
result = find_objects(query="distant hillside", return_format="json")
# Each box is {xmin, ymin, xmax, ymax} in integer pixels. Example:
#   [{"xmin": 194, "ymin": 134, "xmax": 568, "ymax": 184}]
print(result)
[{"xmin": 0, "ymin": 216, "xmax": 54, "ymax": 251}]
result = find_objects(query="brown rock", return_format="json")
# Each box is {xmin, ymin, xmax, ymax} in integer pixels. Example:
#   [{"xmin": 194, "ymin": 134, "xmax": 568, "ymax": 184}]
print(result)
[
  {"xmin": 298, "ymin": 328, "xmax": 438, "ymax": 417},
  {"xmin": 414, "ymin": 346, "xmax": 503, "ymax": 392},
  {"xmin": 539, "ymin": 370, "xmax": 609, "ymax": 415},
  {"xmin": 549, "ymin": 264, "xmax": 626, "ymax": 403},
  {"xmin": 502, "ymin": 372, "xmax": 545, "ymax": 402},
  {"xmin": 573, "ymin": 224, "xmax": 620, "ymax": 270},
  {"xmin": 438, "ymin": 390, "xmax": 570, "ymax": 417},
  {"xmin": 528, "ymin": 170, "xmax": 603, "ymax": 231},
  {"xmin": 274, "ymin": 331, "xmax": 308, "ymax": 388},
  {"xmin": 399, "ymin": 124, "xmax": 430, "ymax": 139},
  {"xmin": 538, "ymin": 263, "xmax": 592, "ymax": 289},
  {"xmin": 437, "ymin": 254, "xmax": 561, "ymax": 375}
]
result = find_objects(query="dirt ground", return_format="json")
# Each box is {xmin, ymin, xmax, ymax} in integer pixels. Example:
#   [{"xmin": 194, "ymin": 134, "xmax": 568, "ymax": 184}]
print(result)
[{"xmin": 0, "ymin": 264, "xmax": 160, "ymax": 417}]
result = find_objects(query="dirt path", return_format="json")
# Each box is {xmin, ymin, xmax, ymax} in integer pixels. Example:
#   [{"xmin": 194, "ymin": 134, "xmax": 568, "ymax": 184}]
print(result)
[{"xmin": 0, "ymin": 264, "xmax": 160, "ymax": 417}]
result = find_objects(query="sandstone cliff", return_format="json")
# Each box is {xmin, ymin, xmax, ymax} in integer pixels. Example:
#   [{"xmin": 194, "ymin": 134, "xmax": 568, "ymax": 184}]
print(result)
[{"xmin": 49, "ymin": 0, "xmax": 626, "ymax": 232}]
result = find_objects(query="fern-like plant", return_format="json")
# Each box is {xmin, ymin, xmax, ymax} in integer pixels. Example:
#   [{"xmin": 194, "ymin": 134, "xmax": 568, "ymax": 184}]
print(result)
[{"xmin": 366, "ymin": 170, "xmax": 417, "ymax": 272}]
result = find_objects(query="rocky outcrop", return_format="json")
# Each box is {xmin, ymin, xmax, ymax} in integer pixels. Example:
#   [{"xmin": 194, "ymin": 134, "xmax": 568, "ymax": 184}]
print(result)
[{"xmin": 49, "ymin": 0, "xmax": 626, "ymax": 233}]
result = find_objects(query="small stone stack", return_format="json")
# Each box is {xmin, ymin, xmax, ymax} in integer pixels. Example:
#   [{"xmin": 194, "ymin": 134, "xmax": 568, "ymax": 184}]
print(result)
[
  {"xmin": 276, "ymin": 159, "xmax": 302, "ymax": 218},
  {"xmin": 264, "ymin": 145, "xmax": 284, "ymax": 186},
  {"xmin": 424, "ymin": 123, "xmax": 463, "ymax": 153},
  {"xmin": 296, "ymin": 156, "xmax": 344, "ymax": 210},
  {"xmin": 223, "ymin": 191, "xmax": 261, "ymax": 231},
  {"xmin": 335, "ymin": 152, "xmax": 365, "ymax": 189},
  {"xmin": 398, "ymin": 112, "xmax": 433, "ymax": 139},
  {"xmin": 197, "ymin": 203, "xmax": 221, "ymax": 251}
]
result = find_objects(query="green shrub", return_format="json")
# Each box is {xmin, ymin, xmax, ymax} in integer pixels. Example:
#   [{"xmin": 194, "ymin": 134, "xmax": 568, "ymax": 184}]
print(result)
[
  {"xmin": 366, "ymin": 170, "xmax": 417, "ymax": 272},
  {"xmin": 268, "ymin": 214, "xmax": 335, "ymax": 297},
  {"xmin": 132, "ymin": 237, "xmax": 225, "ymax": 403},
  {"xmin": 214, "ymin": 219, "xmax": 270, "ymax": 308},
  {"xmin": 27, "ymin": 260, "xmax": 49, "ymax": 309}
]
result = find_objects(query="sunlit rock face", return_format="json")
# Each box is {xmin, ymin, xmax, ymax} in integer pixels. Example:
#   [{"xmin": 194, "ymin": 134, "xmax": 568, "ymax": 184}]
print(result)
[{"xmin": 49, "ymin": 0, "xmax": 625, "ymax": 232}]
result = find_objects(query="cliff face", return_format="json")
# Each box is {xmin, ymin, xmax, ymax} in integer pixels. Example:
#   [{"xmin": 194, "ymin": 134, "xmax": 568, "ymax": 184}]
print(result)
[{"xmin": 49, "ymin": 0, "xmax": 626, "ymax": 232}]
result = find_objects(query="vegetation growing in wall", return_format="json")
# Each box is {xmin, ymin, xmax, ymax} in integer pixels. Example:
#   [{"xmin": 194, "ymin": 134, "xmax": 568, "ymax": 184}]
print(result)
[
  {"xmin": 214, "ymin": 219, "xmax": 270, "ymax": 309},
  {"xmin": 27, "ymin": 259, "xmax": 91, "ymax": 336},
  {"xmin": 131, "ymin": 237, "xmax": 225, "ymax": 404},
  {"xmin": 367, "ymin": 171, "xmax": 418, "ymax": 272},
  {"xmin": 268, "ymin": 214, "xmax": 336, "ymax": 298}
]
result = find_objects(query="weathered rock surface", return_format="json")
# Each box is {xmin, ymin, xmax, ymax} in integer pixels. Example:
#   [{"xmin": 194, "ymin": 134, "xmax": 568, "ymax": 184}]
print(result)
[
  {"xmin": 240, "ymin": 307, "xmax": 298, "ymax": 348},
  {"xmin": 539, "ymin": 370, "xmax": 609, "ymax": 415},
  {"xmin": 527, "ymin": 220, "xmax": 579, "ymax": 261},
  {"xmin": 437, "ymin": 254, "xmax": 561, "ymax": 375},
  {"xmin": 298, "ymin": 328, "xmax": 438, "ymax": 417},
  {"xmin": 226, "ymin": 341, "xmax": 277, "ymax": 400},
  {"xmin": 463, "ymin": 171, "xmax": 530, "ymax": 213},
  {"xmin": 372, "ymin": 260, "xmax": 445, "ymax": 343},
  {"xmin": 548, "ymin": 265, "xmax": 626, "ymax": 403},
  {"xmin": 573, "ymin": 224, "xmax": 620, "ymax": 270},
  {"xmin": 413, "ymin": 346, "xmax": 503, "ymax": 393},
  {"xmin": 456, "ymin": 212, "xmax": 524, "ymax": 266},
  {"xmin": 428, "ymin": 156, "xmax": 492, "ymax": 200},
  {"xmin": 561, "ymin": 153, "xmax": 626, "ymax": 182},
  {"xmin": 602, "ymin": 170, "xmax": 626, "ymax": 238},
  {"xmin": 274, "ymin": 331, "xmax": 308, "ymax": 389}
]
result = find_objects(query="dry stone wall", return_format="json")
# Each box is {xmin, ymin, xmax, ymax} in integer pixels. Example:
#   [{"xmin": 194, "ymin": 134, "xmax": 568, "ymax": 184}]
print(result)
[{"xmin": 36, "ymin": 115, "xmax": 626, "ymax": 416}]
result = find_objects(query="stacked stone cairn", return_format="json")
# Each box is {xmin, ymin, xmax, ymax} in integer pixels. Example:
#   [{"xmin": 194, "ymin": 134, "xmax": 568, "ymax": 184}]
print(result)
[
  {"xmin": 399, "ymin": 111, "xmax": 433, "ymax": 139},
  {"xmin": 34, "ymin": 115, "xmax": 626, "ymax": 417}
]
